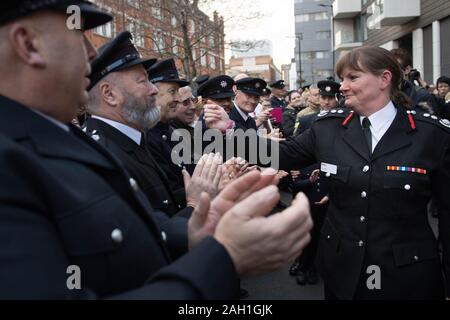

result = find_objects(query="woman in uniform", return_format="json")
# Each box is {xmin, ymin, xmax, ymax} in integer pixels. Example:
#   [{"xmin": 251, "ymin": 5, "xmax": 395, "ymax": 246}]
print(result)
[{"xmin": 278, "ymin": 46, "xmax": 450, "ymax": 300}]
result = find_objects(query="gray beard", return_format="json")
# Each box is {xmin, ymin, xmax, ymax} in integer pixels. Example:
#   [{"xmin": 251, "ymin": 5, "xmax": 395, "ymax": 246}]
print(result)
[{"xmin": 121, "ymin": 91, "xmax": 160, "ymax": 130}]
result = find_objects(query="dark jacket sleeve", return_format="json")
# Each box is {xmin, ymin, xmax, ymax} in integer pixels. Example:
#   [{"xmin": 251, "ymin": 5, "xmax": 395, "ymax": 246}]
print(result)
[
  {"xmin": 433, "ymin": 138, "xmax": 450, "ymax": 297},
  {"xmin": 0, "ymin": 143, "xmax": 238, "ymax": 300},
  {"xmin": 278, "ymin": 127, "xmax": 317, "ymax": 171},
  {"xmin": 282, "ymin": 110, "xmax": 296, "ymax": 137}
]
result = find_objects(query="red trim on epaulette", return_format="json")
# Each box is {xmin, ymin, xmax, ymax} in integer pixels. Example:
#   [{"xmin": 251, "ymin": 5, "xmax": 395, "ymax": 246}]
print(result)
[
  {"xmin": 342, "ymin": 112, "xmax": 354, "ymax": 126},
  {"xmin": 407, "ymin": 113, "xmax": 416, "ymax": 130}
]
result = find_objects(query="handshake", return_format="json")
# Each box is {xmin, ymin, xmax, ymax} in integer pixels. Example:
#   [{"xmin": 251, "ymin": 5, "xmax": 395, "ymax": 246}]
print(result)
[{"xmin": 185, "ymin": 153, "xmax": 313, "ymax": 276}]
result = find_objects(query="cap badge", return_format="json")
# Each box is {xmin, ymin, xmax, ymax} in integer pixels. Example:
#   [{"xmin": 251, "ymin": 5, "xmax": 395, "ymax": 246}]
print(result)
[
  {"xmin": 220, "ymin": 81, "xmax": 227, "ymax": 88},
  {"xmin": 255, "ymin": 82, "xmax": 261, "ymax": 88},
  {"xmin": 325, "ymin": 86, "xmax": 331, "ymax": 92}
]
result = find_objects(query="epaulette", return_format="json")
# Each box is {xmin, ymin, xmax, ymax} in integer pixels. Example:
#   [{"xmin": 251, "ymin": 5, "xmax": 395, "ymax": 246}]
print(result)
[
  {"xmin": 412, "ymin": 110, "xmax": 450, "ymax": 133},
  {"xmin": 315, "ymin": 108, "xmax": 350, "ymax": 120}
]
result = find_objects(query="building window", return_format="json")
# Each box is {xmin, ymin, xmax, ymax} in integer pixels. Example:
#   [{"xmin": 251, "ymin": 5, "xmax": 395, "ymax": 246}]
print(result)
[
  {"xmin": 171, "ymin": 15, "xmax": 177, "ymax": 27},
  {"xmin": 200, "ymin": 49, "xmax": 206, "ymax": 66},
  {"xmin": 127, "ymin": 19, "xmax": 144, "ymax": 47},
  {"xmin": 210, "ymin": 55, "xmax": 216, "ymax": 69},
  {"xmin": 172, "ymin": 38, "xmax": 178, "ymax": 54},
  {"xmin": 316, "ymin": 31, "xmax": 331, "ymax": 40},
  {"xmin": 95, "ymin": 20, "xmax": 114, "ymax": 38},
  {"xmin": 127, "ymin": 0, "xmax": 140, "ymax": 9},
  {"xmin": 316, "ymin": 70, "xmax": 333, "ymax": 78},
  {"xmin": 295, "ymin": 14, "xmax": 309, "ymax": 23},
  {"xmin": 209, "ymin": 35, "xmax": 215, "ymax": 48},
  {"xmin": 190, "ymin": 20, "xmax": 195, "ymax": 34},
  {"xmin": 153, "ymin": 30, "xmax": 165, "ymax": 51},
  {"xmin": 313, "ymin": 12, "xmax": 328, "ymax": 21},
  {"xmin": 192, "ymin": 49, "xmax": 197, "ymax": 62},
  {"xmin": 296, "ymin": 12, "xmax": 328, "ymax": 23},
  {"xmin": 152, "ymin": 0, "xmax": 162, "ymax": 20},
  {"xmin": 315, "ymin": 51, "xmax": 330, "ymax": 59}
]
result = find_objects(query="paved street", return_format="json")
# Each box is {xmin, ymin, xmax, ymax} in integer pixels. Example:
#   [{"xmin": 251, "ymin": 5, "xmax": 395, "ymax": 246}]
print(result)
[{"xmin": 242, "ymin": 265, "xmax": 324, "ymax": 300}]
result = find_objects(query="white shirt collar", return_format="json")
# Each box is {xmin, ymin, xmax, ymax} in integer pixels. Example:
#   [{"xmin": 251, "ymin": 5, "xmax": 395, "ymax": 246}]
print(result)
[
  {"xmin": 92, "ymin": 115, "xmax": 142, "ymax": 145},
  {"xmin": 360, "ymin": 101, "xmax": 397, "ymax": 132},
  {"xmin": 359, "ymin": 100, "xmax": 397, "ymax": 151},
  {"xmin": 234, "ymin": 102, "xmax": 249, "ymax": 121},
  {"xmin": 31, "ymin": 109, "xmax": 70, "ymax": 132}
]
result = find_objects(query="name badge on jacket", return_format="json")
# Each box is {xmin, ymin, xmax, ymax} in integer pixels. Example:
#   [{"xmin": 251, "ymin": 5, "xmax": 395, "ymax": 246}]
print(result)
[{"xmin": 321, "ymin": 162, "xmax": 337, "ymax": 175}]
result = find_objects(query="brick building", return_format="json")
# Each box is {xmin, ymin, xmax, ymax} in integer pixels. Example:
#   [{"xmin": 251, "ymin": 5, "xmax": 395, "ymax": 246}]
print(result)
[
  {"xmin": 226, "ymin": 55, "xmax": 282, "ymax": 83},
  {"xmin": 86, "ymin": 0, "xmax": 226, "ymax": 80}
]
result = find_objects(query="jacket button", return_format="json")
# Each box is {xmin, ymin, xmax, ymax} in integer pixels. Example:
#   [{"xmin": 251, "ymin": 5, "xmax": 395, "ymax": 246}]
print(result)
[
  {"xmin": 163, "ymin": 200, "xmax": 169, "ymax": 205},
  {"xmin": 363, "ymin": 165, "xmax": 370, "ymax": 173},
  {"xmin": 111, "ymin": 228, "xmax": 123, "ymax": 244},
  {"xmin": 91, "ymin": 134, "xmax": 100, "ymax": 141},
  {"xmin": 161, "ymin": 231, "xmax": 167, "ymax": 242},
  {"xmin": 326, "ymin": 235, "xmax": 331, "ymax": 240},
  {"xmin": 162, "ymin": 135, "xmax": 167, "ymax": 141},
  {"xmin": 404, "ymin": 184, "xmax": 411, "ymax": 191},
  {"xmin": 361, "ymin": 191, "xmax": 367, "ymax": 198},
  {"xmin": 325, "ymin": 172, "xmax": 331, "ymax": 178},
  {"xmin": 129, "ymin": 177, "xmax": 139, "ymax": 192},
  {"xmin": 360, "ymin": 216, "xmax": 366, "ymax": 223},
  {"xmin": 358, "ymin": 240, "xmax": 364, "ymax": 247},
  {"xmin": 414, "ymin": 255, "xmax": 419, "ymax": 261}
]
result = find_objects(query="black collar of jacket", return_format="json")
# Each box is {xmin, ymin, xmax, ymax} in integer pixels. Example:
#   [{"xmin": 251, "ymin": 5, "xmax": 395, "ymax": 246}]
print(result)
[{"xmin": 0, "ymin": 95, "xmax": 117, "ymax": 171}]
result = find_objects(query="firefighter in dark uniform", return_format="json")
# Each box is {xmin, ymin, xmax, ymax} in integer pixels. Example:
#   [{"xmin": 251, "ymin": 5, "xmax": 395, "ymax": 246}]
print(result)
[
  {"xmin": 230, "ymin": 77, "xmax": 267, "ymax": 131},
  {"xmin": 278, "ymin": 46, "xmax": 450, "ymax": 299},
  {"xmin": 84, "ymin": 31, "xmax": 201, "ymax": 224},
  {"xmin": 146, "ymin": 59, "xmax": 190, "ymax": 205}
]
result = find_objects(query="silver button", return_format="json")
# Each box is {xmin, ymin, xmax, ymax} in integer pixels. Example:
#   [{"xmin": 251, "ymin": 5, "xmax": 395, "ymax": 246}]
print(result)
[
  {"xmin": 331, "ymin": 109, "xmax": 337, "ymax": 113},
  {"xmin": 338, "ymin": 109, "xmax": 344, "ymax": 114},
  {"xmin": 358, "ymin": 240, "xmax": 364, "ymax": 247},
  {"xmin": 325, "ymin": 172, "xmax": 331, "ymax": 178},
  {"xmin": 317, "ymin": 182, "xmax": 321, "ymax": 186},
  {"xmin": 363, "ymin": 165, "xmax": 370, "ymax": 173},
  {"xmin": 91, "ymin": 134, "xmax": 100, "ymax": 141},
  {"xmin": 111, "ymin": 228, "xmax": 123, "ymax": 244},
  {"xmin": 361, "ymin": 191, "xmax": 367, "ymax": 198},
  {"xmin": 162, "ymin": 135, "xmax": 167, "ymax": 141},
  {"xmin": 161, "ymin": 231, "xmax": 167, "ymax": 242},
  {"xmin": 413, "ymin": 255, "xmax": 419, "ymax": 261},
  {"xmin": 163, "ymin": 200, "xmax": 169, "ymax": 205},
  {"xmin": 326, "ymin": 235, "xmax": 331, "ymax": 240},
  {"xmin": 404, "ymin": 184, "xmax": 411, "ymax": 191},
  {"xmin": 423, "ymin": 113, "xmax": 430, "ymax": 118},
  {"xmin": 411, "ymin": 110, "xmax": 416, "ymax": 115},
  {"xmin": 431, "ymin": 115, "xmax": 438, "ymax": 120},
  {"xmin": 129, "ymin": 177, "xmax": 139, "ymax": 192},
  {"xmin": 360, "ymin": 216, "xmax": 366, "ymax": 223}
]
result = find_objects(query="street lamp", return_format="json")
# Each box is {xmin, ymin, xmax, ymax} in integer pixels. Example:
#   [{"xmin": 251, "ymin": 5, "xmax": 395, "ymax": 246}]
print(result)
[
  {"xmin": 318, "ymin": 3, "xmax": 335, "ymax": 78},
  {"xmin": 296, "ymin": 33, "xmax": 303, "ymax": 86}
]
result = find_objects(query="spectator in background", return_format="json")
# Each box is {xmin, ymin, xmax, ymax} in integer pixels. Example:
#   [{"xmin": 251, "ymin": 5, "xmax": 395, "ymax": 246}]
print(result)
[
  {"xmin": 282, "ymin": 90, "xmax": 303, "ymax": 137},
  {"xmin": 436, "ymin": 76, "xmax": 450, "ymax": 100},
  {"xmin": 391, "ymin": 48, "xmax": 438, "ymax": 115}
]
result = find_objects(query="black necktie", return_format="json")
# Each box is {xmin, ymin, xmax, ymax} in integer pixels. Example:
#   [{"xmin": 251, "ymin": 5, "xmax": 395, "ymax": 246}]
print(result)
[{"xmin": 362, "ymin": 117, "xmax": 372, "ymax": 154}]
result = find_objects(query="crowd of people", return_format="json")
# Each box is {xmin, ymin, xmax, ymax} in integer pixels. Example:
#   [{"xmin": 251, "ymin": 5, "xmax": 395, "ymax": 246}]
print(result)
[{"xmin": 0, "ymin": 0, "xmax": 448, "ymax": 301}]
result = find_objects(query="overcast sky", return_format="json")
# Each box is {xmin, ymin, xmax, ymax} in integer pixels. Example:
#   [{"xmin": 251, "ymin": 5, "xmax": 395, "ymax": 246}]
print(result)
[{"xmin": 201, "ymin": 0, "xmax": 296, "ymax": 69}]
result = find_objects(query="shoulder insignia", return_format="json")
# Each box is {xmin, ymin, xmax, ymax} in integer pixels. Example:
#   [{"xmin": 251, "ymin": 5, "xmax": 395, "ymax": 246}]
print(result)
[
  {"xmin": 413, "ymin": 111, "xmax": 450, "ymax": 132},
  {"xmin": 439, "ymin": 118, "xmax": 450, "ymax": 128}
]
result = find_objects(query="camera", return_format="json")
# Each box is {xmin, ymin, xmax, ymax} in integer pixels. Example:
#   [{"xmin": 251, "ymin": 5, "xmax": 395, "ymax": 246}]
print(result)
[{"xmin": 409, "ymin": 69, "xmax": 421, "ymax": 83}]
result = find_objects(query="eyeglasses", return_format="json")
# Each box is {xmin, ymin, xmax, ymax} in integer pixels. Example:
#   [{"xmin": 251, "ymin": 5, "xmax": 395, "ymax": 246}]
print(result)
[{"xmin": 181, "ymin": 97, "xmax": 197, "ymax": 106}]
